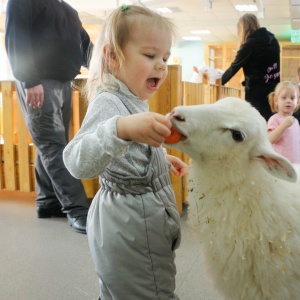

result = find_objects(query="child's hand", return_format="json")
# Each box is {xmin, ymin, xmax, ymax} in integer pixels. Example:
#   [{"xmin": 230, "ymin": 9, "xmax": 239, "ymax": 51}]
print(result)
[
  {"xmin": 166, "ymin": 154, "xmax": 188, "ymax": 177},
  {"xmin": 117, "ymin": 112, "xmax": 171, "ymax": 147},
  {"xmin": 283, "ymin": 116, "xmax": 295, "ymax": 128}
]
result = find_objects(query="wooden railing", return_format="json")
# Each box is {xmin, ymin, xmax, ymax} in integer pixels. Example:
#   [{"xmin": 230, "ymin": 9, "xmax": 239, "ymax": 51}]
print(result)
[
  {"xmin": 0, "ymin": 81, "xmax": 36, "ymax": 192},
  {"xmin": 0, "ymin": 66, "xmax": 243, "ymax": 213}
]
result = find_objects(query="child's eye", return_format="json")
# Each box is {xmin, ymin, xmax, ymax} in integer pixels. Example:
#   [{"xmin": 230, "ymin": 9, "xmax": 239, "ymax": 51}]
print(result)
[{"xmin": 145, "ymin": 54, "xmax": 154, "ymax": 59}]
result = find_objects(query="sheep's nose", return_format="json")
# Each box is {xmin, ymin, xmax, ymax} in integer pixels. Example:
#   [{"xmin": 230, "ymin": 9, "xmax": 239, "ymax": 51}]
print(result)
[
  {"xmin": 166, "ymin": 110, "xmax": 175, "ymax": 119},
  {"xmin": 166, "ymin": 111, "xmax": 185, "ymax": 122}
]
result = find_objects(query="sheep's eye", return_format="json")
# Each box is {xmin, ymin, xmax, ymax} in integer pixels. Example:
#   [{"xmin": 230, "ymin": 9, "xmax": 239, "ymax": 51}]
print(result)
[{"xmin": 231, "ymin": 130, "xmax": 245, "ymax": 142}]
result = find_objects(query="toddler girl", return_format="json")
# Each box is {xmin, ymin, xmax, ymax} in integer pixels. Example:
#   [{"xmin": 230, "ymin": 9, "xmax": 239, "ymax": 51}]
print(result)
[
  {"xmin": 268, "ymin": 80, "xmax": 300, "ymax": 163},
  {"xmin": 63, "ymin": 4, "xmax": 187, "ymax": 300}
]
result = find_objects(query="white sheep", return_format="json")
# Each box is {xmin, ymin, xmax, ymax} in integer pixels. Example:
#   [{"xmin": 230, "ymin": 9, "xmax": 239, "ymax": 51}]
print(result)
[
  {"xmin": 165, "ymin": 97, "xmax": 300, "ymax": 300},
  {"xmin": 190, "ymin": 65, "xmax": 205, "ymax": 83},
  {"xmin": 208, "ymin": 68, "xmax": 224, "ymax": 84},
  {"xmin": 190, "ymin": 64, "xmax": 224, "ymax": 84}
]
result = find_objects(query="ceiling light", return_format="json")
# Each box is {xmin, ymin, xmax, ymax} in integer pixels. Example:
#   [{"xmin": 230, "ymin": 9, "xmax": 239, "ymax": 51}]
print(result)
[
  {"xmin": 182, "ymin": 36, "xmax": 202, "ymax": 41},
  {"xmin": 155, "ymin": 7, "xmax": 172, "ymax": 14},
  {"xmin": 234, "ymin": 4, "xmax": 258, "ymax": 12},
  {"xmin": 191, "ymin": 30, "xmax": 211, "ymax": 35}
]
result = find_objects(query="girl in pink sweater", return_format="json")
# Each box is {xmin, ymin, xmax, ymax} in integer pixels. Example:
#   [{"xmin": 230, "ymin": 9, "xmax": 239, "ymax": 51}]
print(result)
[{"xmin": 267, "ymin": 81, "xmax": 300, "ymax": 163}]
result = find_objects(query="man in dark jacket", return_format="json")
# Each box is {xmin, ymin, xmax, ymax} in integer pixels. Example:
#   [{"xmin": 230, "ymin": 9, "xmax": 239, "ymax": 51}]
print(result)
[
  {"xmin": 5, "ymin": 0, "xmax": 93, "ymax": 234},
  {"xmin": 222, "ymin": 14, "xmax": 280, "ymax": 121}
]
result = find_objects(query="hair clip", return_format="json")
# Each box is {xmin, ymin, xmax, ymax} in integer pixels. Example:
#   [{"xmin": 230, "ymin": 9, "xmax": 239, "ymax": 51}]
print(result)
[{"xmin": 121, "ymin": 4, "xmax": 128, "ymax": 11}]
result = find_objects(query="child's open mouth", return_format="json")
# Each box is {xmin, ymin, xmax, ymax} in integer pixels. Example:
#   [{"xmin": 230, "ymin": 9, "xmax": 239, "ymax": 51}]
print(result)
[{"xmin": 147, "ymin": 78, "xmax": 159, "ymax": 88}]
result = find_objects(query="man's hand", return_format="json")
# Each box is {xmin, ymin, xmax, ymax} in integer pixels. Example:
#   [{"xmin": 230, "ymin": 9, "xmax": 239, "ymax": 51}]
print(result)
[{"xmin": 25, "ymin": 84, "xmax": 44, "ymax": 108}]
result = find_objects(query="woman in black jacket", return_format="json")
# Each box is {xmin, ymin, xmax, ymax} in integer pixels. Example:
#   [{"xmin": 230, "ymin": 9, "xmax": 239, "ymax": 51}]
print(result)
[{"xmin": 222, "ymin": 13, "xmax": 280, "ymax": 121}]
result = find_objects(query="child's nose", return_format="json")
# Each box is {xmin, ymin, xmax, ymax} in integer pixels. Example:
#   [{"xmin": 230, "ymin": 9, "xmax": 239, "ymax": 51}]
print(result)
[{"xmin": 155, "ymin": 61, "xmax": 166, "ymax": 71}]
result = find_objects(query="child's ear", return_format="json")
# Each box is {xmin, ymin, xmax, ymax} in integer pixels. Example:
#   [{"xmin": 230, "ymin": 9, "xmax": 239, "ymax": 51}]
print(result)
[{"xmin": 103, "ymin": 45, "xmax": 119, "ymax": 70}]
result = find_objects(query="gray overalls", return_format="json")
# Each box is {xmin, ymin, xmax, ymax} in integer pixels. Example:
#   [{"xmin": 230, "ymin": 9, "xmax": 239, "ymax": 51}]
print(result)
[{"xmin": 86, "ymin": 88, "xmax": 181, "ymax": 300}]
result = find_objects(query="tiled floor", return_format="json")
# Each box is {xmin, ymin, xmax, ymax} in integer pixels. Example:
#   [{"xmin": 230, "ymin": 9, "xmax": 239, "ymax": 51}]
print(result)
[{"xmin": 0, "ymin": 190, "xmax": 219, "ymax": 300}]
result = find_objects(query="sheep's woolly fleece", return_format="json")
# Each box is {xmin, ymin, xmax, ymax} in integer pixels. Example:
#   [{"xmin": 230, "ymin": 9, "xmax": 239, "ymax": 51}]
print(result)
[{"xmin": 164, "ymin": 97, "xmax": 300, "ymax": 300}]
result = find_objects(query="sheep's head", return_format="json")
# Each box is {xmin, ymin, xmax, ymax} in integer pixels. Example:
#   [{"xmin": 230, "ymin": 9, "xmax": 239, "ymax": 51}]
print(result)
[{"xmin": 165, "ymin": 97, "xmax": 297, "ymax": 182}]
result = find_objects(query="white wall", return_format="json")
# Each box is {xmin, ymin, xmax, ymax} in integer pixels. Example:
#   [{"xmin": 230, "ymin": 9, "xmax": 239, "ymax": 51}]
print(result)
[{"xmin": 171, "ymin": 41, "xmax": 205, "ymax": 82}]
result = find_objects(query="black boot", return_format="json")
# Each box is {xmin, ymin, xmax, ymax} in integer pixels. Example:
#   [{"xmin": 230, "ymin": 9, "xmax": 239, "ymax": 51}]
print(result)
[{"xmin": 37, "ymin": 205, "xmax": 66, "ymax": 218}]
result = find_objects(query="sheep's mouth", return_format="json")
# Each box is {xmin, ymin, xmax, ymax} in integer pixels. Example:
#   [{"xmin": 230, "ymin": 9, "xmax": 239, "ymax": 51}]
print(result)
[
  {"xmin": 168, "ymin": 112, "xmax": 188, "ymax": 141},
  {"xmin": 173, "ymin": 125, "xmax": 188, "ymax": 142}
]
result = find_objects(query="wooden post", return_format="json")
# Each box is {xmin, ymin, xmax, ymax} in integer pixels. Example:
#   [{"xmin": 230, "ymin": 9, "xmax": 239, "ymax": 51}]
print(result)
[
  {"xmin": 0, "ymin": 88, "xmax": 3, "ymax": 189},
  {"xmin": 149, "ymin": 65, "xmax": 185, "ymax": 214},
  {"xmin": 70, "ymin": 90, "xmax": 80, "ymax": 140},
  {"xmin": 215, "ymin": 78, "xmax": 222, "ymax": 101},
  {"xmin": 1, "ymin": 81, "xmax": 17, "ymax": 190},
  {"xmin": 168, "ymin": 66, "xmax": 185, "ymax": 213},
  {"xmin": 15, "ymin": 90, "xmax": 32, "ymax": 192}
]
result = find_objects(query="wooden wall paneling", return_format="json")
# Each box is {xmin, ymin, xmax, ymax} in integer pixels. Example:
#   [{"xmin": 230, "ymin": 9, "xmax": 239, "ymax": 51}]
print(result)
[
  {"xmin": 183, "ymin": 81, "xmax": 203, "ymax": 105},
  {"xmin": 203, "ymin": 83, "xmax": 212, "ymax": 104},
  {"xmin": 169, "ymin": 66, "xmax": 187, "ymax": 211},
  {"xmin": 0, "ymin": 90, "xmax": 2, "ymax": 137},
  {"xmin": 82, "ymin": 179, "xmax": 100, "ymax": 199},
  {"xmin": 0, "ymin": 144, "xmax": 3, "ymax": 189},
  {"xmin": 280, "ymin": 43, "xmax": 300, "ymax": 82},
  {"xmin": 29, "ymin": 144, "xmax": 36, "ymax": 191},
  {"xmin": 0, "ymin": 88, "xmax": 3, "ymax": 188},
  {"xmin": 12, "ymin": 92, "xmax": 19, "ymax": 188},
  {"xmin": 77, "ymin": 80, "xmax": 89, "ymax": 124},
  {"xmin": 71, "ymin": 81, "xmax": 99, "ymax": 198},
  {"xmin": 148, "ymin": 73, "xmax": 172, "ymax": 115},
  {"xmin": 148, "ymin": 65, "xmax": 185, "ymax": 214},
  {"xmin": 209, "ymin": 80, "xmax": 222, "ymax": 103},
  {"xmin": 1, "ymin": 81, "xmax": 17, "ymax": 190},
  {"xmin": 70, "ymin": 90, "xmax": 80, "ymax": 140},
  {"xmin": 205, "ymin": 43, "xmax": 243, "ymax": 90},
  {"xmin": 205, "ymin": 42, "xmax": 300, "ymax": 92},
  {"xmin": 15, "ymin": 90, "xmax": 32, "ymax": 192},
  {"xmin": 220, "ymin": 85, "xmax": 242, "ymax": 99},
  {"xmin": 70, "ymin": 79, "xmax": 88, "ymax": 137}
]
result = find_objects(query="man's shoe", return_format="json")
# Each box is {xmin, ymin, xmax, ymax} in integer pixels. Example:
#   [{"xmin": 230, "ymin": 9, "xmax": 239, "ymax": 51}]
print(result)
[
  {"xmin": 67, "ymin": 215, "xmax": 87, "ymax": 234},
  {"xmin": 37, "ymin": 206, "xmax": 66, "ymax": 218}
]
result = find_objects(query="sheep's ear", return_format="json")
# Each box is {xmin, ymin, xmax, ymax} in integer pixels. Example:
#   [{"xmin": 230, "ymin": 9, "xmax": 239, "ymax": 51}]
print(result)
[
  {"xmin": 193, "ymin": 66, "xmax": 199, "ymax": 73},
  {"xmin": 257, "ymin": 154, "xmax": 297, "ymax": 182}
]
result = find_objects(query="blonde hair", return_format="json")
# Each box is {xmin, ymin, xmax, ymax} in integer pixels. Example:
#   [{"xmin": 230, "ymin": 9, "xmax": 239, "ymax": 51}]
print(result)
[
  {"xmin": 237, "ymin": 13, "xmax": 260, "ymax": 47},
  {"xmin": 85, "ymin": 5, "xmax": 176, "ymax": 102},
  {"xmin": 268, "ymin": 81, "xmax": 299, "ymax": 113}
]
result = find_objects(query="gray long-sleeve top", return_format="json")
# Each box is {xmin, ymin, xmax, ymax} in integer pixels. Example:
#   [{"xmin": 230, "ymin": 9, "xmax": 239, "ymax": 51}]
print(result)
[{"xmin": 63, "ymin": 75, "xmax": 167, "ymax": 180}]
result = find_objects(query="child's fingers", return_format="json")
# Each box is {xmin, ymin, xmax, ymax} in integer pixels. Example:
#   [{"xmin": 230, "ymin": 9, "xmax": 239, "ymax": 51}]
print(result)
[
  {"xmin": 169, "ymin": 165, "xmax": 180, "ymax": 176},
  {"xmin": 153, "ymin": 119, "xmax": 172, "ymax": 138},
  {"xmin": 117, "ymin": 113, "xmax": 172, "ymax": 146}
]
